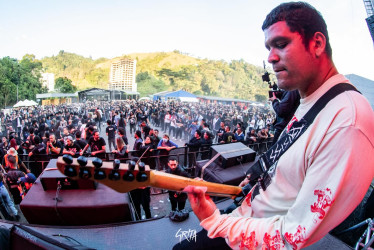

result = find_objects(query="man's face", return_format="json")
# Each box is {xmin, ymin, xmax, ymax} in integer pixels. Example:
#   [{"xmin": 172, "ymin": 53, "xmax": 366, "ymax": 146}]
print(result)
[
  {"xmin": 264, "ymin": 21, "xmax": 316, "ymax": 92},
  {"xmin": 66, "ymin": 139, "xmax": 73, "ymax": 146},
  {"xmin": 49, "ymin": 135, "xmax": 55, "ymax": 143},
  {"xmin": 168, "ymin": 160, "xmax": 178, "ymax": 170},
  {"xmin": 93, "ymin": 132, "xmax": 100, "ymax": 141}
]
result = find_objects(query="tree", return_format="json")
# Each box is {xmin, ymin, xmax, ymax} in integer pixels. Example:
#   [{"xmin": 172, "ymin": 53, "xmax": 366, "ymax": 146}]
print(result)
[
  {"xmin": 55, "ymin": 77, "xmax": 77, "ymax": 93},
  {"xmin": 0, "ymin": 56, "xmax": 46, "ymax": 108}
]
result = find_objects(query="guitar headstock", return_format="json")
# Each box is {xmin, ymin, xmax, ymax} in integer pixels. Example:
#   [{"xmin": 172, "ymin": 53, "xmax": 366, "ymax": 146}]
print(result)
[{"xmin": 56, "ymin": 155, "xmax": 151, "ymax": 193}]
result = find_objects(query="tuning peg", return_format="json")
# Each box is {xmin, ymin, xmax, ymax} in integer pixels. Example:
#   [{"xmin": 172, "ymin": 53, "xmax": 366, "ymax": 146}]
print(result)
[
  {"xmin": 62, "ymin": 154, "xmax": 73, "ymax": 165},
  {"xmin": 113, "ymin": 159, "xmax": 120, "ymax": 170},
  {"xmin": 128, "ymin": 161, "xmax": 136, "ymax": 171},
  {"xmin": 77, "ymin": 156, "xmax": 88, "ymax": 167},
  {"xmin": 64, "ymin": 166, "xmax": 77, "ymax": 177},
  {"xmin": 94, "ymin": 169, "xmax": 106, "ymax": 180},
  {"xmin": 79, "ymin": 168, "xmax": 92, "ymax": 179},
  {"xmin": 109, "ymin": 170, "xmax": 121, "ymax": 181},
  {"xmin": 138, "ymin": 162, "xmax": 145, "ymax": 172},
  {"xmin": 123, "ymin": 172, "xmax": 135, "ymax": 182},
  {"xmin": 92, "ymin": 158, "xmax": 103, "ymax": 169},
  {"xmin": 136, "ymin": 172, "xmax": 148, "ymax": 182}
]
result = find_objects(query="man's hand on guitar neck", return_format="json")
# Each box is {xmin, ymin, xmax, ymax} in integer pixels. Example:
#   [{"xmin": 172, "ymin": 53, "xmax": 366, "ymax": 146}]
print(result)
[{"xmin": 184, "ymin": 186, "xmax": 216, "ymax": 222}]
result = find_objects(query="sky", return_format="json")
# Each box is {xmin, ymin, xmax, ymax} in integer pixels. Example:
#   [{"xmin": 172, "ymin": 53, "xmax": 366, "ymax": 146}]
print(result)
[{"xmin": 1, "ymin": 0, "xmax": 373, "ymax": 80}]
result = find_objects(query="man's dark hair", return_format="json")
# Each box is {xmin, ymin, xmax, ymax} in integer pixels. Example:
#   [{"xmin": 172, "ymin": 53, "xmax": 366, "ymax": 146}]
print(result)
[
  {"xmin": 135, "ymin": 130, "xmax": 142, "ymax": 138},
  {"xmin": 75, "ymin": 131, "xmax": 81, "ymax": 139},
  {"xmin": 34, "ymin": 136, "xmax": 41, "ymax": 144},
  {"xmin": 118, "ymin": 127, "xmax": 125, "ymax": 136},
  {"xmin": 29, "ymin": 127, "xmax": 35, "ymax": 134},
  {"xmin": 262, "ymin": 1, "xmax": 332, "ymax": 58},
  {"xmin": 168, "ymin": 156, "xmax": 178, "ymax": 163},
  {"xmin": 107, "ymin": 120, "xmax": 111, "ymax": 125}
]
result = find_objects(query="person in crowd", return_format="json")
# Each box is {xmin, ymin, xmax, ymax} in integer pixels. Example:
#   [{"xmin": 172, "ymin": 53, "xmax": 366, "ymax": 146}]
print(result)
[
  {"xmin": 133, "ymin": 130, "xmax": 143, "ymax": 152},
  {"xmin": 245, "ymin": 129, "xmax": 257, "ymax": 144},
  {"xmin": 216, "ymin": 121, "xmax": 225, "ymax": 144},
  {"xmin": 0, "ymin": 170, "xmax": 20, "ymax": 221},
  {"xmin": 81, "ymin": 130, "xmax": 106, "ymax": 159},
  {"xmin": 139, "ymin": 135, "xmax": 155, "ymax": 169},
  {"xmin": 115, "ymin": 127, "xmax": 128, "ymax": 147},
  {"xmin": 128, "ymin": 111, "xmax": 137, "ymax": 135},
  {"xmin": 28, "ymin": 136, "xmax": 46, "ymax": 161},
  {"xmin": 128, "ymin": 157, "xmax": 152, "ymax": 220},
  {"xmin": 187, "ymin": 120, "xmax": 199, "ymax": 141},
  {"xmin": 94, "ymin": 108, "xmax": 102, "ymax": 131},
  {"xmin": 118, "ymin": 113, "xmax": 127, "ymax": 135},
  {"xmin": 46, "ymin": 133, "xmax": 63, "ymax": 158},
  {"xmin": 157, "ymin": 134, "xmax": 178, "ymax": 171},
  {"xmin": 164, "ymin": 111, "xmax": 171, "ymax": 133},
  {"xmin": 220, "ymin": 126, "xmax": 235, "ymax": 144},
  {"xmin": 166, "ymin": 157, "xmax": 190, "ymax": 211},
  {"xmin": 140, "ymin": 121, "xmax": 151, "ymax": 139},
  {"xmin": 106, "ymin": 120, "xmax": 116, "ymax": 152},
  {"xmin": 212, "ymin": 114, "xmax": 221, "ymax": 140},
  {"xmin": 179, "ymin": 2, "xmax": 374, "ymax": 249},
  {"xmin": 62, "ymin": 136, "xmax": 82, "ymax": 157},
  {"xmin": 5, "ymin": 155, "xmax": 26, "ymax": 205},
  {"xmin": 74, "ymin": 131, "xmax": 87, "ymax": 150},
  {"xmin": 3, "ymin": 147, "xmax": 30, "ymax": 174},
  {"xmin": 112, "ymin": 137, "xmax": 128, "ymax": 159},
  {"xmin": 257, "ymin": 127, "xmax": 269, "ymax": 142},
  {"xmin": 233, "ymin": 126, "xmax": 245, "ymax": 142},
  {"xmin": 200, "ymin": 131, "xmax": 213, "ymax": 160},
  {"xmin": 185, "ymin": 130, "xmax": 202, "ymax": 168},
  {"xmin": 270, "ymin": 90, "xmax": 300, "ymax": 144}
]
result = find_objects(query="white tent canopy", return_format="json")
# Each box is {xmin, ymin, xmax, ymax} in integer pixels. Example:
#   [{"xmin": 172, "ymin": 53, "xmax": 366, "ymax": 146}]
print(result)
[
  {"xmin": 178, "ymin": 97, "xmax": 199, "ymax": 103},
  {"xmin": 13, "ymin": 99, "xmax": 38, "ymax": 107}
]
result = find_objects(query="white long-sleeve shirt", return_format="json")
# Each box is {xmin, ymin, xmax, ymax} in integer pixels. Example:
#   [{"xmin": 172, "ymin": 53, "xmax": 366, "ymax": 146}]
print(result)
[{"xmin": 201, "ymin": 74, "xmax": 374, "ymax": 249}]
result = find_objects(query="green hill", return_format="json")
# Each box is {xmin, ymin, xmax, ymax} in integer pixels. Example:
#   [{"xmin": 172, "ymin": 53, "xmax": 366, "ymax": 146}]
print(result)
[{"xmin": 40, "ymin": 50, "xmax": 269, "ymax": 101}]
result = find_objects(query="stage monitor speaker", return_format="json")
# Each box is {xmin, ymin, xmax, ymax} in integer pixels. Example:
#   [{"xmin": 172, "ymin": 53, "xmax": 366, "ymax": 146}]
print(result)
[
  {"xmin": 40, "ymin": 159, "xmax": 96, "ymax": 191},
  {"xmin": 211, "ymin": 142, "xmax": 256, "ymax": 169}
]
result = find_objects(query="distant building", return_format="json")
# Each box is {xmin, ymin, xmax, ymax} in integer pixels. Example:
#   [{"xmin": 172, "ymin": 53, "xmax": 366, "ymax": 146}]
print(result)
[
  {"xmin": 109, "ymin": 58, "xmax": 137, "ymax": 92},
  {"xmin": 41, "ymin": 73, "xmax": 55, "ymax": 91}
]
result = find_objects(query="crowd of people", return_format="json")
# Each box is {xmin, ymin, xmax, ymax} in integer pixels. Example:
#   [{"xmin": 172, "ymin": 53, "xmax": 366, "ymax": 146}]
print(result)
[{"xmin": 0, "ymin": 99, "xmax": 276, "ymax": 221}]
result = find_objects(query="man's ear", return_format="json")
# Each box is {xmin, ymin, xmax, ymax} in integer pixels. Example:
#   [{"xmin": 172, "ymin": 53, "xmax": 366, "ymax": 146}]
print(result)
[{"xmin": 312, "ymin": 32, "xmax": 326, "ymax": 57}]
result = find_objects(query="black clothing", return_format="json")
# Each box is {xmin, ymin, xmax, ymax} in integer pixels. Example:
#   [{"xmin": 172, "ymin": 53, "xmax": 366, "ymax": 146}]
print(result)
[
  {"xmin": 129, "ymin": 188, "xmax": 151, "ymax": 220},
  {"xmin": 166, "ymin": 165, "xmax": 190, "ymax": 211},
  {"xmin": 186, "ymin": 137, "xmax": 202, "ymax": 168},
  {"xmin": 272, "ymin": 90, "xmax": 300, "ymax": 144},
  {"xmin": 64, "ymin": 142, "xmax": 82, "ymax": 157},
  {"xmin": 49, "ymin": 140, "xmax": 63, "ymax": 158},
  {"xmin": 200, "ymin": 138, "xmax": 212, "ymax": 160},
  {"xmin": 6, "ymin": 169, "xmax": 25, "ymax": 205},
  {"xmin": 222, "ymin": 131, "xmax": 235, "ymax": 144},
  {"xmin": 75, "ymin": 139, "xmax": 87, "ymax": 150},
  {"xmin": 106, "ymin": 125, "xmax": 116, "ymax": 139},
  {"xmin": 87, "ymin": 137, "xmax": 106, "ymax": 159}
]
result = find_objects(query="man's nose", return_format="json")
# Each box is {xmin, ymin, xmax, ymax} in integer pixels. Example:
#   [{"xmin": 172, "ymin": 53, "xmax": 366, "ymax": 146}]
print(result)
[{"xmin": 267, "ymin": 49, "xmax": 280, "ymax": 64}]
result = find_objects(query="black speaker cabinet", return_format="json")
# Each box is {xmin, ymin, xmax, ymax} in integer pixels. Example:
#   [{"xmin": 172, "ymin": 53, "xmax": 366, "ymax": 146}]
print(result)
[{"xmin": 211, "ymin": 142, "xmax": 256, "ymax": 168}]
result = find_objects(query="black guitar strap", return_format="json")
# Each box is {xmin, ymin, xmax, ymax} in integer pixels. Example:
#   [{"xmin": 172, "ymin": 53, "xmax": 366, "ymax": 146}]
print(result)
[{"xmin": 245, "ymin": 83, "xmax": 360, "ymax": 191}]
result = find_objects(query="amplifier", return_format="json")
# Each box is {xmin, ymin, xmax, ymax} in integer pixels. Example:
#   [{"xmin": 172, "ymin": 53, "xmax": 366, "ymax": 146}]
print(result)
[
  {"xmin": 40, "ymin": 159, "xmax": 96, "ymax": 191},
  {"xmin": 211, "ymin": 142, "xmax": 256, "ymax": 169}
]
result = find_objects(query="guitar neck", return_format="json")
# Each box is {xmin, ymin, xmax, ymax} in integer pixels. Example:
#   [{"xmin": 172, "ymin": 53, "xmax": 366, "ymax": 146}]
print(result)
[
  {"xmin": 149, "ymin": 170, "xmax": 242, "ymax": 198},
  {"xmin": 56, "ymin": 156, "xmax": 242, "ymax": 198}
]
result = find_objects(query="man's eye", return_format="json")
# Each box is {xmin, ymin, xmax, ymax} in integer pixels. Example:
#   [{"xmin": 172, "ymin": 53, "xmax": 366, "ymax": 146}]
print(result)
[{"xmin": 276, "ymin": 42, "xmax": 287, "ymax": 49}]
